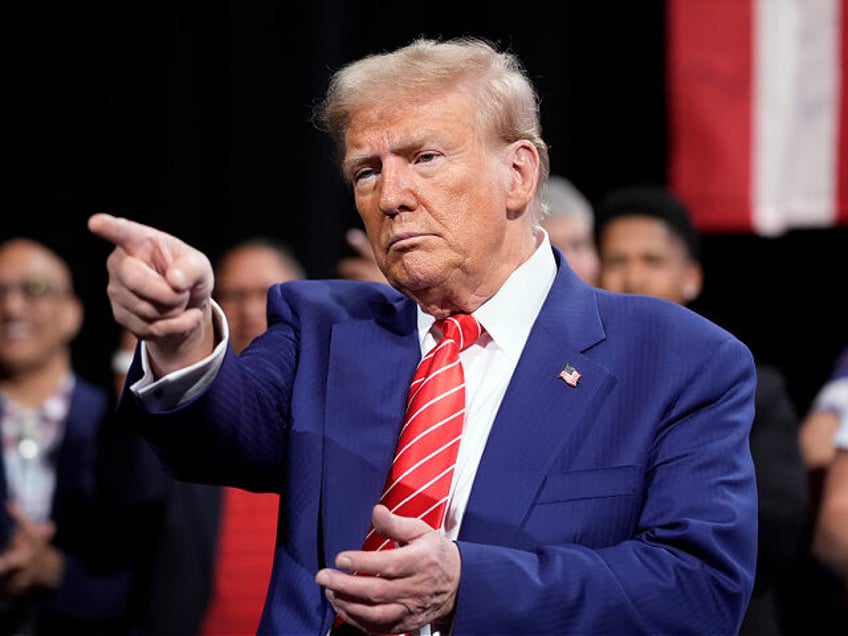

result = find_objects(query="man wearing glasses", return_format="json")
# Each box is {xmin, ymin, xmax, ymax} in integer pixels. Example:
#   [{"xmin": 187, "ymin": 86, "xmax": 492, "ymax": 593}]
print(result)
[{"xmin": 0, "ymin": 237, "xmax": 142, "ymax": 634}]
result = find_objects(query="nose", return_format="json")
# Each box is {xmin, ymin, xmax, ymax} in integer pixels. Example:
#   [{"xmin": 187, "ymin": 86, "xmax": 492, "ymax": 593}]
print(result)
[
  {"xmin": 377, "ymin": 158, "xmax": 416, "ymax": 216},
  {"xmin": 620, "ymin": 264, "xmax": 648, "ymax": 295},
  {"xmin": 0, "ymin": 284, "xmax": 27, "ymax": 311}
]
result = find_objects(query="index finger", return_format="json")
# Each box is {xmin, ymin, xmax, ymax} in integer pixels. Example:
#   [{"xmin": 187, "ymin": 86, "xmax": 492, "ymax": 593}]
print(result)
[{"xmin": 87, "ymin": 212, "xmax": 162, "ymax": 254}]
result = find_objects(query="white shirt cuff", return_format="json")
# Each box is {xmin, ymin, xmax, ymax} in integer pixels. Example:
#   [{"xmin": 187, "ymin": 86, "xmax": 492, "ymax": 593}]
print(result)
[{"xmin": 130, "ymin": 301, "xmax": 229, "ymax": 412}]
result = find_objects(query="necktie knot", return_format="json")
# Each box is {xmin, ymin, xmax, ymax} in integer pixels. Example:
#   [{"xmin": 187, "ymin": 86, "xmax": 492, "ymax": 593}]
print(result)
[{"xmin": 435, "ymin": 314, "xmax": 482, "ymax": 352}]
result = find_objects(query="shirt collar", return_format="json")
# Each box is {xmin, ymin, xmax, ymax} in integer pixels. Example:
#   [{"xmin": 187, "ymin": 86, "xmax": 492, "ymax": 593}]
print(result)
[{"xmin": 416, "ymin": 228, "xmax": 557, "ymax": 358}]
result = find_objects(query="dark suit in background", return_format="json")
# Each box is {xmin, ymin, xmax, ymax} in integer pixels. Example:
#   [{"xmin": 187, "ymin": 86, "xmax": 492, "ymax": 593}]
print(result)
[
  {"xmin": 740, "ymin": 364, "xmax": 809, "ymax": 635},
  {"xmin": 0, "ymin": 377, "xmax": 140, "ymax": 634},
  {"xmin": 97, "ymin": 393, "xmax": 222, "ymax": 636}
]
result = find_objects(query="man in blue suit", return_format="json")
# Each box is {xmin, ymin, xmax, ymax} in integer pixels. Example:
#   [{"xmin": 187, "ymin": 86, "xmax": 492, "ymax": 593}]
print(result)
[{"xmin": 89, "ymin": 36, "xmax": 758, "ymax": 635}]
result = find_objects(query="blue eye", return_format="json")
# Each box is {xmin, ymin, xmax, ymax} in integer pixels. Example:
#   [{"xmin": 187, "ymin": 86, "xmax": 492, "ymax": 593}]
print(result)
[{"xmin": 353, "ymin": 167, "xmax": 376, "ymax": 184}]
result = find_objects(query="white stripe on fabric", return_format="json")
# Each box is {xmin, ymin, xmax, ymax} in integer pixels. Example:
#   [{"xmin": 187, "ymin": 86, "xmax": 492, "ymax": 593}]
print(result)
[{"xmin": 754, "ymin": 0, "xmax": 841, "ymax": 234}]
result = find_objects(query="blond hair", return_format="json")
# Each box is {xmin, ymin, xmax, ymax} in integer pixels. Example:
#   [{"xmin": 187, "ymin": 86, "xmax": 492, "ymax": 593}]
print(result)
[{"xmin": 314, "ymin": 36, "xmax": 551, "ymax": 222}]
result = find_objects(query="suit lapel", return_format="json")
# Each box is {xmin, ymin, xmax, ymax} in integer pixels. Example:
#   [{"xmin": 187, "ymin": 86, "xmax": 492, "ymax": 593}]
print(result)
[
  {"xmin": 460, "ymin": 264, "xmax": 613, "ymax": 545},
  {"xmin": 322, "ymin": 297, "xmax": 419, "ymax": 559}
]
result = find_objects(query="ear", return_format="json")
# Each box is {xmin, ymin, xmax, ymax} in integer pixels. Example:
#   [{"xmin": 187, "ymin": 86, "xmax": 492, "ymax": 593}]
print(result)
[
  {"xmin": 504, "ymin": 140, "xmax": 540, "ymax": 215},
  {"xmin": 682, "ymin": 262, "xmax": 704, "ymax": 303}
]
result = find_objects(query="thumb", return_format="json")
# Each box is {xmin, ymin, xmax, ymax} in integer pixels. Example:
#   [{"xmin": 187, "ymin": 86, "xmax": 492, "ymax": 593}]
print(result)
[{"xmin": 370, "ymin": 504, "xmax": 431, "ymax": 547}]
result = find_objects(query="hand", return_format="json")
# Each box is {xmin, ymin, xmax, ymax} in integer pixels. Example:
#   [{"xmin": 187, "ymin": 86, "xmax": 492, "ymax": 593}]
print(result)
[
  {"xmin": 0, "ymin": 503, "xmax": 64, "ymax": 598},
  {"xmin": 337, "ymin": 228, "xmax": 388, "ymax": 284},
  {"xmin": 316, "ymin": 505, "xmax": 460, "ymax": 634},
  {"xmin": 87, "ymin": 213, "xmax": 217, "ymax": 377}
]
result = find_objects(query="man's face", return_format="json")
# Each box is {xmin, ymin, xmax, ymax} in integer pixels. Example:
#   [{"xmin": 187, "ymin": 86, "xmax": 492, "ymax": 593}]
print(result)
[
  {"xmin": 215, "ymin": 245, "xmax": 301, "ymax": 354},
  {"xmin": 597, "ymin": 215, "xmax": 701, "ymax": 305},
  {"xmin": 342, "ymin": 88, "xmax": 532, "ymax": 313},
  {"xmin": 542, "ymin": 214, "xmax": 600, "ymax": 286},
  {"xmin": 0, "ymin": 241, "xmax": 81, "ymax": 376}
]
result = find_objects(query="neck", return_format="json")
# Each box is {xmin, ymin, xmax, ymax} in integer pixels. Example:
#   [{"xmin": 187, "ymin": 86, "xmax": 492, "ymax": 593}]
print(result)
[
  {"xmin": 410, "ymin": 227, "xmax": 542, "ymax": 319},
  {"xmin": 0, "ymin": 355, "xmax": 72, "ymax": 409}
]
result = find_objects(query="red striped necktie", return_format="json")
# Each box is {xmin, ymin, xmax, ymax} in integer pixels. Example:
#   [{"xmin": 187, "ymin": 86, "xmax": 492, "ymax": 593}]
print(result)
[
  {"xmin": 333, "ymin": 313, "xmax": 482, "ymax": 634},
  {"xmin": 366, "ymin": 313, "xmax": 482, "ymax": 548}
]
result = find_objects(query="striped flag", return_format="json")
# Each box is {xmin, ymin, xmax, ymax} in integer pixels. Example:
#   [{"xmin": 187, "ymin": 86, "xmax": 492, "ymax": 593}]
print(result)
[
  {"xmin": 667, "ymin": 0, "xmax": 848, "ymax": 235},
  {"xmin": 558, "ymin": 363, "xmax": 582, "ymax": 387}
]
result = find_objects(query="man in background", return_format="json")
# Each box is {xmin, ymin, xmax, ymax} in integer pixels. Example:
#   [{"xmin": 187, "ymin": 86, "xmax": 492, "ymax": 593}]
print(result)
[
  {"xmin": 199, "ymin": 236, "xmax": 304, "ymax": 634},
  {"xmin": 540, "ymin": 174, "xmax": 599, "ymax": 285},
  {"xmin": 214, "ymin": 237, "xmax": 305, "ymax": 353},
  {"xmin": 0, "ymin": 238, "xmax": 141, "ymax": 633}
]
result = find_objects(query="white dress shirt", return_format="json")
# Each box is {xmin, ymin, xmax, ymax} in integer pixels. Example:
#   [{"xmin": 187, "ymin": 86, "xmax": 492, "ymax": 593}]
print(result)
[{"xmin": 0, "ymin": 373, "xmax": 72, "ymax": 523}]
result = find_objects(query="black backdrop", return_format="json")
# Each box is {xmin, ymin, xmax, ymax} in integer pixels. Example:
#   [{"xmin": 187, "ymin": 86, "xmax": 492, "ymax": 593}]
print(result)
[{"xmin": 4, "ymin": 1, "xmax": 846, "ymax": 414}]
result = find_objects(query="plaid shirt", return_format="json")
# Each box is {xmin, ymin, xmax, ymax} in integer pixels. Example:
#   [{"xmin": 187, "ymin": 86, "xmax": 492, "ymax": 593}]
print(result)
[{"xmin": 0, "ymin": 373, "xmax": 73, "ymax": 523}]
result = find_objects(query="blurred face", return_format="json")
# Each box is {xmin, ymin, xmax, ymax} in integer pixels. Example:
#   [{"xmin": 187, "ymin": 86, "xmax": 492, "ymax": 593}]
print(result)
[
  {"xmin": 215, "ymin": 245, "xmax": 301, "ymax": 353},
  {"xmin": 0, "ymin": 240, "xmax": 82, "ymax": 377},
  {"xmin": 542, "ymin": 214, "xmax": 600, "ymax": 285},
  {"xmin": 343, "ymin": 87, "xmax": 539, "ymax": 317},
  {"xmin": 597, "ymin": 215, "xmax": 702, "ymax": 305}
]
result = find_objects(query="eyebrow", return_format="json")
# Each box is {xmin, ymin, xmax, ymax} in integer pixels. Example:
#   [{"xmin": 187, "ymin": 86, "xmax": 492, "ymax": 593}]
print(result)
[
  {"xmin": 343, "ymin": 132, "xmax": 440, "ymax": 177},
  {"xmin": 342, "ymin": 154, "xmax": 372, "ymax": 180}
]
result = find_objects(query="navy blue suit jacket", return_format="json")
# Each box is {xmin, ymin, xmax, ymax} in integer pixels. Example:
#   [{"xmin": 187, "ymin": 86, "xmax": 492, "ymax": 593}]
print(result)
[
  {"xmin": 124, "ymin": 250, "xmax": 758, "ymax": 635},
  {"xmin": 0, "ymin": 376, "xmax": 137, "ymax": 633}
]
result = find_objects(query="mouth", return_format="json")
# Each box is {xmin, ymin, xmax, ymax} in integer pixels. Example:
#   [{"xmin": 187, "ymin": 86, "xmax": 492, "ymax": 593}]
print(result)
[
  {"xmin": 387, "ymin": 231, "xmax": 429, "ymax": 251},
  {"xmin": 0, "ymin": 321, "xmax": 31, "ymax": 340}
]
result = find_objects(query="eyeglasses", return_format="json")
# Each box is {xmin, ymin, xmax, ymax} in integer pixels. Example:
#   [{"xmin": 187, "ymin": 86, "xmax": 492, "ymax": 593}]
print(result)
[{"xmin": 0, "ymin": 279, "xmax": 71, "ymax": 302}]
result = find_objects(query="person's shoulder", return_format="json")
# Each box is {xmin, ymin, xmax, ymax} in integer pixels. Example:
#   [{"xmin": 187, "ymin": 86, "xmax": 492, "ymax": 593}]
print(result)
[
  {"xmin": 268, "ymin": 278, "xmax": 409, "ymax": 323},
  {"xmin": 592, "ymin": 289, "xmax": 754, "ymax": 376},
  {"xmin": 72, "ymin": 373, "xmax": 111, "ymax": 404},
  {"xmin": 68, "ymin": 373, "xmax": 113, "ymax": 429},
  {"xmin": 752, "ymin": 362, "xmax": 792, "ymax": 401},
  {"xmin": 595, "ymin": 288, "xmax": 734, "ymax": 340},
  {"xmin": 276, "ymin": 278, "xmax": 404, "ymax": 303},
  {"xmin": 754, "ymin": 363, "xmax": 786, "ymax": 386},
  {"xmin": 830, "ymin": 346, "xmax": 848, "ymax": 380}
]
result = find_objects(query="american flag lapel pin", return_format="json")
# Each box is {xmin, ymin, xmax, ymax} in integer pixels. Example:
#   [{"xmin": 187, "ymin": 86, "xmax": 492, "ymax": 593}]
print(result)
[{"xmin": 558, "ymin": 363, "xmax": 581, "ymax": 387}]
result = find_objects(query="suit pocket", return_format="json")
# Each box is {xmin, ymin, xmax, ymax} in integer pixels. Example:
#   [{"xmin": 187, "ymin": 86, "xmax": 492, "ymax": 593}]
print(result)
[
  {"xmin": 524, "ymin": 465, "xmax": 643, "ymax": 547},
  {"xmin": 536, "ymin": 464, "xmax": 641, "ymax": 503}
]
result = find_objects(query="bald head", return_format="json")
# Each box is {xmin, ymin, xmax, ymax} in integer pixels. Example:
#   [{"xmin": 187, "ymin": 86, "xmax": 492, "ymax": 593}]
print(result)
[{"xmin": 0, "ymin": 238, "xmax": 83, "ymax": 381}]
